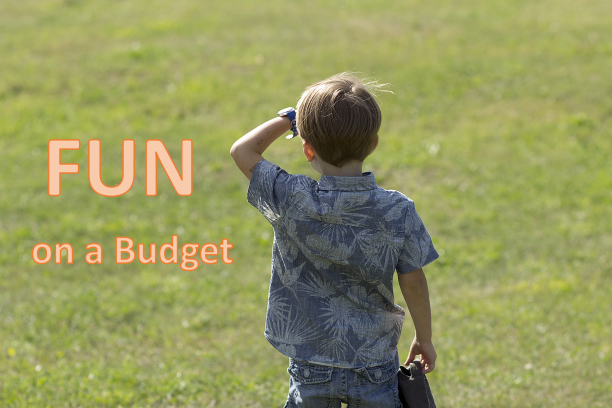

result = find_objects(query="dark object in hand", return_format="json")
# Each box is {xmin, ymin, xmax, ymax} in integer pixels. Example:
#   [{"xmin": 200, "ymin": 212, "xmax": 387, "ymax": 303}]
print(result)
[{"xmin": 397, "ymin": 360, "xmax": 436, "ymax": 408}]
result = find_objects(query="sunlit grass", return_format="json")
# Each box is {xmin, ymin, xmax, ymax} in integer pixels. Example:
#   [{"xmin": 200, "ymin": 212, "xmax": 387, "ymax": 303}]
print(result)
[{"xmin": 1, "ymin": 0, "xmax": 611, "ymax": 406}]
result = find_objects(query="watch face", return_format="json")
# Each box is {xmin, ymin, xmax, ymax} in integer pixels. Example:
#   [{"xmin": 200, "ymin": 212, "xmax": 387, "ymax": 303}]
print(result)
[{"xmin": 278, "ymin": 107, "xmax": 294, "ymax": 116}]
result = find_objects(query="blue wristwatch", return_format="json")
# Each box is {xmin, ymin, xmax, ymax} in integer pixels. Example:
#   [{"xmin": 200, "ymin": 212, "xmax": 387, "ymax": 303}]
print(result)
[{"xmin": 277, "ymin": 107, "xmax": 298, "ymax": 139}]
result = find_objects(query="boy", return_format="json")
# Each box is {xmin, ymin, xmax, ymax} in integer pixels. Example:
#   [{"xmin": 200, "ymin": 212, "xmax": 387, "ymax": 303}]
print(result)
[{"xmin": 230, "ymin": 73, "xmax": 438, "ymax": 407}]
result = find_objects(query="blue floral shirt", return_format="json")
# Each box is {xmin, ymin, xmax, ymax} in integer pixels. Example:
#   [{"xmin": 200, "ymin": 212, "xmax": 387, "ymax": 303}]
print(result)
[{"xmin": 247, "ymin": 159, "xmax": 438, "ymax": 368}]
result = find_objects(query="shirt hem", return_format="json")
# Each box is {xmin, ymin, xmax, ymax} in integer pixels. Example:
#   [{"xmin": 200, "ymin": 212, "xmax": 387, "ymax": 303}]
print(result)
[{"xmin": 265, "ymin": 332, "xmax": 399, "ymax": 369}]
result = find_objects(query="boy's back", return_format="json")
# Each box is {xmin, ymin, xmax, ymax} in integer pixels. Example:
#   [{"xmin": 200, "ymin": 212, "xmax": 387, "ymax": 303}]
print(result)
[
  {"xmin": 231, "ymin": 73, "xmax": 438, "ymax": 407},
  {"xmin": 248, "ymin": 158, "xmax": 438, "ymax": 368}
]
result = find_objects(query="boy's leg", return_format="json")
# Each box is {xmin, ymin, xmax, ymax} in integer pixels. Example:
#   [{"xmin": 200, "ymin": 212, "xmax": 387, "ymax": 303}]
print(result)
[{"xmin": 283, "ymin": 359, "xmax": 342, "ymax": 408}]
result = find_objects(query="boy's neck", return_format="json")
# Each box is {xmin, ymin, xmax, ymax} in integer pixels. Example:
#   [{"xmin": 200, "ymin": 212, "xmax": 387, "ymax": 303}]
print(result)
[{"xmin": 315, "ymin": 159, "xmax": 364, "ymax": 177}]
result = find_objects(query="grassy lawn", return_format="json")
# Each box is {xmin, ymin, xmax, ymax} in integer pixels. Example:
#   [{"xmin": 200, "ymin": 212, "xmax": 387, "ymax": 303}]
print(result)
[{"xmin": 1, "ymin": 0, "xmax": 611, "ymax": 406}]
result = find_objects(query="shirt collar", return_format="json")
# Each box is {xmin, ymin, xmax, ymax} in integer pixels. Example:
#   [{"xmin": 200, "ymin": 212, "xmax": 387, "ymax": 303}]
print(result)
[{"xmin": 318, "ymin": 172, "xmax": 377, "ymax": 191}]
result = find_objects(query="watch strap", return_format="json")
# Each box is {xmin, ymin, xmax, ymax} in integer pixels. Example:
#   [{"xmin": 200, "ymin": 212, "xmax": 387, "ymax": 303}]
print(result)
[{"xmin": 277, "ymin": 107, "xmax": 298, "ymax": 139}]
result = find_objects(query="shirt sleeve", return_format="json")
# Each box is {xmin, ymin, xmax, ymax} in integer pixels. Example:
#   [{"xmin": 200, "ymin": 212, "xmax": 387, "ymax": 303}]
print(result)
[
  {"xmin": 396, "ymin": 200, "xmax": 439, "ymax": 274},
  {"xmin": 247, "ymin": 159, "xmax": 294, "ymax": 225}
]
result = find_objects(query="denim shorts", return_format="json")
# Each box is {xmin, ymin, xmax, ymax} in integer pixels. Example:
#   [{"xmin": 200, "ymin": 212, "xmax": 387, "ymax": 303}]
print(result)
[{"xmin": 283, "ymin": 358, "xmax": 402, "ymax": 408}]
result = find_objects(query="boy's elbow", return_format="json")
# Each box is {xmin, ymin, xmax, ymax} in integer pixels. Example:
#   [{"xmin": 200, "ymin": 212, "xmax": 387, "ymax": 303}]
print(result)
[{"xmin": 230, "ymin": 142, "xmax": 240, "ymax": 159}]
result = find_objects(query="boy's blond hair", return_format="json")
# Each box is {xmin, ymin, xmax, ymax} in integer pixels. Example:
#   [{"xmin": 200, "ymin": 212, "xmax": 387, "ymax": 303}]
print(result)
[{"xmin": 296, "ymin": 73, "xmax": 386, "ymax": 168}]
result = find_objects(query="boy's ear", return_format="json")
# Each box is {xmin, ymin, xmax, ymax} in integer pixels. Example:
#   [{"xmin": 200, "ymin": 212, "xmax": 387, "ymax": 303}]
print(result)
[{"xmin": 302, "ymin": 139, "xmax": 316, "ymax": 162}]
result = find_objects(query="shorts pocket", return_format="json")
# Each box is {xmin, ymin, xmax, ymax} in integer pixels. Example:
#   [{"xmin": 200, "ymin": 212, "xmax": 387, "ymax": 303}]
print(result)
[
  {"xmin": 360, "ymin": 360, "xmax": 397, "ymax": 384},
  {"xmin": 354, "ymin": 361, "xmax": 402, "ymax": 408},
  {"xmin": 287, "ymin": 361, "xmax": 333, "ymax": 384}
]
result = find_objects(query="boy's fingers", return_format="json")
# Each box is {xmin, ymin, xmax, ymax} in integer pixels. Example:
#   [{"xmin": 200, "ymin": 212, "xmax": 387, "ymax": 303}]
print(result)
[
  {"xmin": 405, "ymin": 350, "xmax": 416, "ymax": 365},
  {"xmin": 422, "ymin": 360, "xmax": 435, "ymax": 374},
  {"xmin": 421, "ymin": 354, "xmax": 435, "ymax": 374}
]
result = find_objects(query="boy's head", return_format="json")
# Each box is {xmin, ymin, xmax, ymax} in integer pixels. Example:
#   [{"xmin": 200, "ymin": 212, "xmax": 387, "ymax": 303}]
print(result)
[{"xmin": 296, "ymin": 73, "xmax": 384, "ymax": 168}]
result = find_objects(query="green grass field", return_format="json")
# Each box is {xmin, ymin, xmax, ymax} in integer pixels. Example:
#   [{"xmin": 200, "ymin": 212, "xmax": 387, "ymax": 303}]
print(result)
[{"xmin": 1, "ymin": 0, "xmax": 611, "ymax": 406}]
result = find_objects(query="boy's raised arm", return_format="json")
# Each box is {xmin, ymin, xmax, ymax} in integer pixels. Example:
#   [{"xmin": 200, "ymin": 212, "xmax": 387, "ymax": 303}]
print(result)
[
  {"xmin": 398, "ymin": 268, "xmax": 437, "ymax": 374},
  {"xmin": 230, "ymin": 117, "xmax": 292, "ymax": 179}
]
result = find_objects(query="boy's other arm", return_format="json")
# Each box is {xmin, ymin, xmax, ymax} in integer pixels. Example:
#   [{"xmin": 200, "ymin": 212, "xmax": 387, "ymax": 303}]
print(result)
[
  {"xmin": 398, "ymin": 268, "xmax": 437, "ymax": 374},
  {"xmin": 230, "ymin": 117, "xmax": 292, "ymax": 179}
]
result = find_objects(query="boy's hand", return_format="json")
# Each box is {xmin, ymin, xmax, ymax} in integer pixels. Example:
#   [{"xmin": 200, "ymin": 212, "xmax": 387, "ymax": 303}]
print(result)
[{"xmin": 406, "ymin": 337, "xmax": 436, "ymax": 374}]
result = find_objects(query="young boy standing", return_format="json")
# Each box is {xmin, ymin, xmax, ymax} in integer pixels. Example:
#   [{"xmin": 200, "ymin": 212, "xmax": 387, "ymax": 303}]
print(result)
[{"xmin": 231, "ymin": 73, "xmax": 439, "ymax": 408}]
